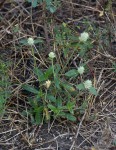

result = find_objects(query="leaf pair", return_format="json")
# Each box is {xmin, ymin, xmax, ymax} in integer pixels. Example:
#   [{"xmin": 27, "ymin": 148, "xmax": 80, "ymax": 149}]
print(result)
[
  {"xmin": 34, "ymin": 66, "xmax": 53, "ymax": 82},
  {"xmin": 76, "ymin": 83, "xmax": 97, "ymax": 96},
  {"xmin": 65, "ymin": 69, "xmax": 79, "ymax": 77}
]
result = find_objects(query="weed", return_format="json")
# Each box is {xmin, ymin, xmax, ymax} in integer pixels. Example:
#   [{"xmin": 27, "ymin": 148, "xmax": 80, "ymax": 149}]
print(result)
[{"xmin": 22, "ymin": 25, "xmax": 97, "ymax": 125}]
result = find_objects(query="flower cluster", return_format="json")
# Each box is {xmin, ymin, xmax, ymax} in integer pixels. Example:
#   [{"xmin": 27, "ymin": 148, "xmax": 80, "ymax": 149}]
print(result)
[
  {"xmin": 45, "ymin": 80, "xmax": 51, "ymax": 89},
  {"xmin": 84, "ymin": 80, "xmax": 92, "ymax": 89},
  {"xmin": 27, "ymin": 37, "xmax": 34, "ymax": 45},
  {"xmin": 49, "ymin": 52, "xmax": 56, "ymax": 59},
  {"xmin": 78, "ymin": 66, "xmax": 84, "ymax": 75},
  {"xmin": 79, "ymin": 32, "xmax": 89, "ymax": 42}
]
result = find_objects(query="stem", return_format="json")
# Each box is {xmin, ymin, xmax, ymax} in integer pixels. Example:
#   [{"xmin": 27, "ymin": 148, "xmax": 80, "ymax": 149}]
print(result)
[
  {"xmin": 44, "ymin": 89, "xmax": 48, "ymax": 103},
  {"xmin": 31, "ymin": 46, "xmax": 36, "ymax": 68},
  {"xmin": 51, "ymin": 59, "xmax": 55, "ymax": 78}
]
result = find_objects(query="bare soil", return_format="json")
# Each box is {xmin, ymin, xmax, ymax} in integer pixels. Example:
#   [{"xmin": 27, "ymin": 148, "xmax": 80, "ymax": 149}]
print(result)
[{"xmin": 0, "ymin": 0, "xmax": 116, "ymax": 150}]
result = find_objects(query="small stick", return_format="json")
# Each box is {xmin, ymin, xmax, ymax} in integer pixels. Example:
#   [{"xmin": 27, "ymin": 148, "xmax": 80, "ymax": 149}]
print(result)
[{"xmin": 70, "ymin": 111, "xmax": 86, "ymax": 150}]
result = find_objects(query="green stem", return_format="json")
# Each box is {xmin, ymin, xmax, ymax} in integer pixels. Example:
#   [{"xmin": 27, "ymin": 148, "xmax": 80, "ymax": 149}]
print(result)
[
  {"xmin": 31, "ymin": 46, "xmax": 36, "ymax": 68},
  {"xmin": 44, "ymin": 89, "xmax": 48, "ymax": 103},
  {"xmin": 51, "ymin": 59, "xmax": 55, "ymax": 78}
]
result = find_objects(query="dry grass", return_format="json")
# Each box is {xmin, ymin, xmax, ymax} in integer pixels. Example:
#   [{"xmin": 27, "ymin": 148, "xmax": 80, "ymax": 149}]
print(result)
[{"xmin": 0, "ymin": 0, "xmax": 116, "ymax": 150}]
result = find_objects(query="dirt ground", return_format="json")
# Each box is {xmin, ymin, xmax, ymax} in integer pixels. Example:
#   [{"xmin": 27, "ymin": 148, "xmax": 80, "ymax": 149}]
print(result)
[{"xmin": 0, "ymin": 0, "xmax": 116, "ymax": 150}]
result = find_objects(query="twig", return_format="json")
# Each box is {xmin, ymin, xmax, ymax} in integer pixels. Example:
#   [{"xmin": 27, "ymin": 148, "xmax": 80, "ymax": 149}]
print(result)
[
  {"xmin": 62, "ymin": 0, "xmax": 101, "ymax": 12},
  {"xmin": 70, "ymin": 111, "xmax": 87, "ymax": 150}
]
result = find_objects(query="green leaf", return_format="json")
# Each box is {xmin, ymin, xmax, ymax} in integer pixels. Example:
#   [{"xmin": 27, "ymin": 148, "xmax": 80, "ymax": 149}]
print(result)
[
  {"xmin": 27, "ymin": 0, "xmax": 38, "ymax": 7},
  {"xmin": 48, "ymin": 104, "xmax": 57, "ymax": 113},
  {"xmin": 65, "ymin": 113, "xmax": 76, "ymax": 121},
  {"xmin": 34, "ymin": 38, "xmax": 43, "ymax": 44},
  {"xmin": 76, "ymin": 83, "xmax": 85, "ymax": 90},
  {"xmin": 63, "ymin": 48, "xmax": 69, "ymax": 57},
  {"xmin": 56, "ymin": 99, "xmax": 62, "ymax": 108},
  {"xmin": 79, "ymin": 49, "xmax": 87, "ymax": 57},
  {"xmin": 54, "ymin": 64, "xmax": 61, "ymax": 74},
  {"xmin": 28, "ymin": 98, "xmax": 38, "ymax": 108},
  {"xmin": 34, "ymin": 67, "xmax": 45, "ymax": 82},
  {"xmin": 79, "ymin": 101, "xmax": 88, "ymax": 114},
  {"xmin": 65, "ymin": 69, "xmax": 78, "ymax": 77},
  {"xmin": 44, "ymin": 66, "xmax": 53, "ymax": 79},
  {"xmin": 54, "ymin": 76, "xmax": 60, "ymax": 89},
  {"xmin": 49, "ymin": 6, "xmax": 56, "ymax": 13},
  {"xmin": 67, "ymin": 101, "xmax": 75, "ymax": 114},
  {"xmin": 89, "ymin": 87, "xmax": 97, "ymax": 96},
  {"xmin": 46, "ymin": 0, "xmax": 52, "ymax": 5},
  {"xmin": 22, "ymin": 84, "xmax": 38, "ymax": 94},
  {"xmin": 58, "ymin": 111, "xmax": 66, "ymax": 117},
  {"xmin": 19, "ymin": 39, "xmax": 27, "ymax": 45},
  {"xmin": 46, "ymin": 95, "xmax": 56, "ymax": 102},
  {"xmin": 62, "ymin": 82, "xmax": 75, "ymax": 92},
  {"xmin": 34, "ymin": 106, "xmax": 43, "ymax": 125}
]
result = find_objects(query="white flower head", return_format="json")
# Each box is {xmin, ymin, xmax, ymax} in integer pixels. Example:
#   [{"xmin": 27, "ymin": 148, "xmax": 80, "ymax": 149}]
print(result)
[
  {"xmin": 27, "ymin": 37, "xmax": 34, "ymax": 45},
  {"xmin": 78, "ymin": 66, "xmax": 84, "ymax": 75},
  {"xmin": 45, "ymin": 80, "xmax": 51, "ymax": 89},
  {"xmin": 84, "ymin": 80, "xmax": 92, "ymax": 89},
  {"xmin": 79, "ymin": 32, "xmax": 89, "ymax": 42},
  {"xmin": 49, "ymin": 52, "xmax": 56, "ymax": 59},
  {"xmin": 62, "ymin": 22, "xmax": 67, "ymax": 27}
]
